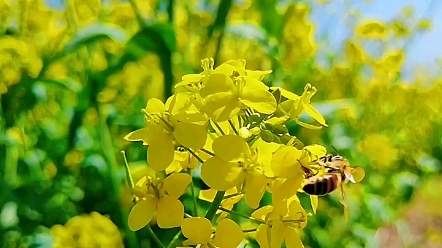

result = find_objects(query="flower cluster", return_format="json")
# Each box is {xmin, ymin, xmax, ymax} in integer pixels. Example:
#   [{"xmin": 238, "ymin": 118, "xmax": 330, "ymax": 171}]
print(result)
[
  {"xmin": 51, "ymin": 212, "xmax": 124, "ymax": 248},
  {"xmin": 124, "ymin": 58, "xmax": 329, "ymax": 247}
]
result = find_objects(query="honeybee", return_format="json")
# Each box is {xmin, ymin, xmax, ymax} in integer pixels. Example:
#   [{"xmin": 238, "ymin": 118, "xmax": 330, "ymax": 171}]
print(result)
[{"xmin": 301, "ymin": 154, "xmax": 365, "ymax": 220}]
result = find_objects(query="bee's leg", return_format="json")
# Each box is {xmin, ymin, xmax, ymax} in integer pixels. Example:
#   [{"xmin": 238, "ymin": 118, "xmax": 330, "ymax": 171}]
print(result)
[
  {"xmin": 298, "ymin": 160, "xmax": 315, "ymax": 177},
  {"xmin": 340, "ymin": 183, "xmax": 349, "ymax": 222}
]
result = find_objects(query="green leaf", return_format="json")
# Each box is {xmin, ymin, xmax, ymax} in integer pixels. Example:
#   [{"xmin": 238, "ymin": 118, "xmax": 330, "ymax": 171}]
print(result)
[
  {"xmin": 123, "ymin": 23, "xmax": 176, "ymax": 98},
  {"xmin": 64, "ymin": 23, "xmax": 128, "ymax": 52},
  {"xmin": 208, "ymin": 0, "xmax": 234, "ymax": 38},
  {"xmin": 35, "ymin": 78, "xmax": 83, "ymax": 93},
  {"xmin": 310, "ymin": 195, "xmax": 318, "ymax": 214}
]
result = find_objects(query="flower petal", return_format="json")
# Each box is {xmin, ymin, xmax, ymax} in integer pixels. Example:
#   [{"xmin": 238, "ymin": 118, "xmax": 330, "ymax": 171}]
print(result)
[
  {"xmin": 245, "ymin": 172, "xmax": 269, "ymax": 209},
  {"xmin": 181, "ymin": 217, "xmax": 213, "ymax": 244},
  {"xmin": 163, "ymin": 173, "xmax": 192, "ymax": 198},
  {"xmin": 201, "ymin": 157, "xmax": 244, "ymax": 191},
  {"xmin": 271, "ymin": 146, "xmax": 302, "ymax": 178},
  {"xmin": 145, "ymin": 98, "xmax": 166, "ymax": 114},
  {"xmin": 255, "ymin": 224, "xmax": 271, "ymax": 248},
  {"xmin": 241, "ymin": 88, "xmax": 277, "ymax": 114},
  {"xmin": 200, "ymin": 73, "xmax": 235, "ymax": 98},
  {"xmin": 270, "ymin": 219, "xmax": 286, "ymax": 248},
  {"xmin": 285, "ymin": 227, "xmax": 305, "ymax": 248},
  {"xmin": 128, "ymin": 195, "xmax": 157, "ymax": 231},
  {"xmin": 124, "ymin": 128, "xmax": 149, "ymax": 145},
  {"xmin": 212, "ymin": 218, "xmax": 243, "ymax": 248},
  {"xmin": 148, "ymin": 131, "xmax": 174, "ymax": 171},
  {"xmin": 157, "ymin": 196, "xmax": 184, "ymax": 228},
  {"xmin": 173, "ymin": 121, "xmax": 207, "ymax": 150},
  {"xmin": 303, "ymin": 103, "xmax": 327, "ymax": 127},
  {"xmin": 212, "ymin": 135, "xmax": 251, "ymax": 162},
  {"xmin": 251, "ymin": 206, "xmax": 273, "ymax": 220},
  {"xmin": 204, "ymin": 92, "xmax": 241, "ymax": 122}
]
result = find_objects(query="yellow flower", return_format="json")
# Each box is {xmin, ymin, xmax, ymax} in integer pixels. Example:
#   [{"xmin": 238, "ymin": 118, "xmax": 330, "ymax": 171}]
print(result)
[
  {"xmin": 252, "ymin": 197, "xmax": 307, "ymax": 248},
  {"xmin": 200, "ymin": 135, "xmax": 269, "ymax": 208},
  {"xmin": 125, "ymin": 97, "xmax": 207, "ymax": 171},
  {"xmin": 274, "ymin": 84, "xmax": 327, "ymax": 129},
  {"xmin": 199, "ymin": 187, "xmax": 244, "ymax": 220},
  {"xmin": 128, "ymin": 172, "xmax": 192, "ymax": 231},
  {"xmin": 51, "ymin": 212, "xmax": 124, "ymax": 248},
  {"xmin": 356, "ymin": 21, "xmax": 387, "ymax": 39},
  {"xmin": 199, "ymin": 61, "xmax": 276, "ymax": 122},
  {"xmin": 181, "ymin": 217, "xmax": 243, "ymax": 248}
]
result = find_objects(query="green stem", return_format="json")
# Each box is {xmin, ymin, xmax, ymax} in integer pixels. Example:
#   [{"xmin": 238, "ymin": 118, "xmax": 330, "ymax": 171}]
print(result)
[
  {"xmin": 128, "ymin": 0, "xmax": 146, "ymax": 28},
  {"xmin": 228, "ymin": 119, "xmax": 239, "ymax": 135},
  {"xmin": 187, "ymin": 169, "xmax": 199, "ymax": 216},
  {"xmin": 146, "ymin": 225, "xmax": 166, "ymax": 248},
  {"xmin": 212, "ymin": 121, "xmax": 226, "ymax": 135},
  {"xmin": 218, "ymin": 207, "xmax": 265, "ymax": 224},
  {"xmin": 182, "ymin": 147, "xmax": 204, "ymax": 164},
  {"xmin": 200, "ymin": 148, "xmax": 215, "ymax": 157},
  {"xmin": 166, "ymin": 230, "xmax": 183, "ymax": 248},
  {"xmin": 205, "ymin": 191, "xmax": 226, "ymax": 220}
]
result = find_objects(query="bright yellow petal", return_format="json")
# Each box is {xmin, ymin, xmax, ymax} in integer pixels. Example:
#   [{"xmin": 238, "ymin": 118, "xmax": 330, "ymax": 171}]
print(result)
[
  {"xmin": 163, "ymin": 173, "xmax": 192, "ymax": 198},
  {"xmin": 124, "ymin": 128, "xmax": 149, "ymax": 145},
  {"xmin": 241, "ymin": 89, "xmax": 277, "ymax": 114},
  {"xmin": 204, "ymin": 92, "xmax": 241, "ymax": 122},
  {"xmin": 285, "ymin": 200, "xmax": 307, "ymax": 229},
  {"xmin": 200, "ymin": 73, "xmax": 235, "ymax": 98},
  {"xmin": 212, "ymin": 135, "xmax": 251, "ymax": 161},
  {"xmin": 156, "ymin": 196, "xmax": 184, "ymax": 228},
  {"xmin": 285, "ymin": 227, "xmax": 305, "ymax": 248},
  {"xmin": 245, "ymin": 172, "xmax": 268, "ymax": 209},
  {"xmin": 199, "ymin": 189, "xmax": 217, "ymax": 202},
  {"xmin": 303, "ymin": 103, "xmax": 327, "ymax": 127},
  {"xmin": 251, "ymin": 206, "xmax": 273, "ymax": 220},
  {"xmin": 173, "ymin": 122, "xmax": 207, "ymax": 150},
  {"xmin": 181, "ymin": 217, "xmax": 212, "ymax": 244},
  {"xmin": 270, "ymin": 219, "xmax": 286, "ymax": 248},
  {"xmin": 166, "ymin": 92, "xmax": 193, "ymax": 115},
  {"xmin": 272, "ymin": 176, "xmax": 303, "ymax": 202},
  {"xmin": 211, "ymin": 218, "xmax": 243, "ymax": 248},
  {"xmin": 270, "ymin": 87, "xmax": 300, "ymax": 100},
  {"xmin": 271, "ymin": 146, "xmax": 302, "ymax": 178},
  {"xmin": 148, "ymin": 132, "xmax": 174, "ymax": 171},
  {"xmin": 145, "ymin": 98, "xmax": 166, "ymax": 114},
  {"xmin": 201, "ymin": 157, "xmax": 244, "ymax": 191},
  {"xmin": 128, "ymin": 195, "xmax": 157, "ymax": 231},
  {"xmin": 255, "ymin": 224, "xmax": 271, "ymax": 248}
]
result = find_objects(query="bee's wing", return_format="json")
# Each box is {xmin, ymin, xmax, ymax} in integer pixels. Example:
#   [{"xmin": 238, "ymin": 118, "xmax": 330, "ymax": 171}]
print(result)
[
  {"xmin": 351, "ymin": 167, "xmax": 365, "ymax": 183},
  {"xmin": 344, "ymin": 167, "xmax": 356, "ymax": 183}
]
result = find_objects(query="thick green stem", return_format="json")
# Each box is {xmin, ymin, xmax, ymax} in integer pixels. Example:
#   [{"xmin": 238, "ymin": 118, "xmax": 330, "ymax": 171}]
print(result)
[
  {"xmin": 187, "ymin": 169, "xmax": 199, "ymax": 216},
  {"xmin": 205, "ymin": 191, "xmax": 226, "ymax": 220}
]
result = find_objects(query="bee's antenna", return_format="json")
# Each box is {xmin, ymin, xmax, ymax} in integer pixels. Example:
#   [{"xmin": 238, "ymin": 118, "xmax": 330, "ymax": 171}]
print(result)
[{"xmin": 331, "ymin": 145, "xmax": 339, "ymax": 155}]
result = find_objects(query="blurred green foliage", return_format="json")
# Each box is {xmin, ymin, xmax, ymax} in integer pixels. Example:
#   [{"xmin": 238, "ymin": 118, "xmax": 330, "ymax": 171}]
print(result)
[{"xmin": 1, "ymin": 0, "xmax": 441, "ymax": 247}]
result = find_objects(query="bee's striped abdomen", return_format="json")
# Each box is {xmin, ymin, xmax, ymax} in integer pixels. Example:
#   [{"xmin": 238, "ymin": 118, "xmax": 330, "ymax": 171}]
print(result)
[{"xmin": 303, "ymin": 174, "xmax": 340, "ymax": 196}]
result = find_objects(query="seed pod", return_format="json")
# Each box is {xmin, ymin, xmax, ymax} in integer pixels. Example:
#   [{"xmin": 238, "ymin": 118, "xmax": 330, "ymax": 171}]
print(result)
[
  {"xmin": 260, "ymin": 130, "xmax": 274, "ymax": 143},
  {"xmin": 272, "ymin": 124, "xmax": 288, "ymax": 134}
]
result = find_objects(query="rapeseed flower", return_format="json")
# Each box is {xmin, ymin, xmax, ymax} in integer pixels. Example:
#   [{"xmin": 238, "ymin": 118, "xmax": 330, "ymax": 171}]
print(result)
[
  {"xmin": 181, "ymin": 217, "xmax": 243, "ymax": 248},
  {"xmin": 128, "ymin": 172, "xmax": 192, "ymax": 231}
]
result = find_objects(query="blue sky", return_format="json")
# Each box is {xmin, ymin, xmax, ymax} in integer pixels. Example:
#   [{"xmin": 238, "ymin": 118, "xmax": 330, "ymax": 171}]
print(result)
[
  {"xmin": 310, "ymin": 0, "xmax": 442, "ymax": 80},
  {"xmin": 46, "ymin": 0, "xmax": 442, "ymax": 79}
]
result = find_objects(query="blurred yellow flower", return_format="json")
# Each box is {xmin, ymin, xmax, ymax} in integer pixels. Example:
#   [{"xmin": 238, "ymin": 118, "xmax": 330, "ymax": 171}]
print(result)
[
  {"xmin": 51, "ymin": 212, "xmax": 124, "ymax": 248},
  {"xmin": 356, "ymin": 21, "xmax": 387, "ymax": 39},
  {"xmin": 357, "ymin": 133, "xmax": 398, "ymax": 169}
]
